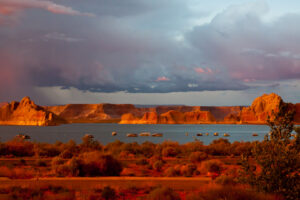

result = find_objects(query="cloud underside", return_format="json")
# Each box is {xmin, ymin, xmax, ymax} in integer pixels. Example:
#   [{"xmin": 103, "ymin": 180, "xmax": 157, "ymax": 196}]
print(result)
[
  {"xmin": 0, "ymin": 0, "xmax": 299, "ymax": 97},
  {"xmin": 0, "ymin": 0, "xmax": 94, "ymax": 16}
]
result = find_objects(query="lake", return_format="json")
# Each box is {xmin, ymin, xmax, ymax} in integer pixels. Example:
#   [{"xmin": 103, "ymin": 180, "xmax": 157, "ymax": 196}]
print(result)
[{"xmin": 0, "ymin": 124, "xmax": 270, "ymax": 145}]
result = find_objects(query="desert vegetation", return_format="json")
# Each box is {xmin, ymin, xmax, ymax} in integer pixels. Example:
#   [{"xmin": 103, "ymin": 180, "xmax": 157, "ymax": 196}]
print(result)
[{"xmin": 0, "ymin": 103, "xmax": 299, "ymax": 199}]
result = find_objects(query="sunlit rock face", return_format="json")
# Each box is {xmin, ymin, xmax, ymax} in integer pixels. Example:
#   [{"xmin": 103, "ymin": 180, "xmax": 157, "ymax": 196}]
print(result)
[
  {"xmin": 120, "ymin": 110, "xmax": 216, "ymax": 124},
  {"xmin": 0, "ymin": 102, "xmax": 8, "ymax": 108},
  {"xmin": 239, "ymin": 93, "xmax": 282, "ymax": 123},
  {"xmin": 119, "ymin": 113, "xmax": 140, "ymax": 124},
  {"xmin": 223, "ymin": 93, "xmax": 299, "ymax": 124},
  {"xmin": 46, "ymin": 103, "xmax": 143, "ymax": 123},
  {"xmin": 200, "ymin": 106, "xmax": 244, "ymax": 121},
  {"xmin": 0, "ymin": 97, "xmax": 61, "ymax": 126},
  {"xmin": 1, "ymin": 94, "xmax": 298, "ymax": 126},
  {"xmin": 116, "ymin": 93, "xmax": 300, "ymax": 124}
]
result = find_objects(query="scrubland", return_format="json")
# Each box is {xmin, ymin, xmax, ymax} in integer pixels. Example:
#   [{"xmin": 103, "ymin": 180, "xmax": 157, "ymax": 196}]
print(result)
[{"xmin": 0, "ymin": 132, "xmax": 298, "ymax": 199}]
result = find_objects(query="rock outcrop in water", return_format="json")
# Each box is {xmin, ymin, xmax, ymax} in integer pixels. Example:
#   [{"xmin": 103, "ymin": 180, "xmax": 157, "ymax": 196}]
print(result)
[{"xmin": 0, "ymin": 97, "xmax": 62, "ymax": 126}]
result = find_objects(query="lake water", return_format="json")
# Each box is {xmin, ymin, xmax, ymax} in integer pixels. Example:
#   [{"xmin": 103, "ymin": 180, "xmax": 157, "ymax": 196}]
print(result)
[{"xmin": 0, "ymin": 124, "xmax": 270, "ymax": 145}]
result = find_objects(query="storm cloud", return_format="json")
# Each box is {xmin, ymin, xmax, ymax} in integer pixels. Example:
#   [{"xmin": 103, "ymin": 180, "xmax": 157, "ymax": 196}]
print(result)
[{"xmin": 0, "ymin": 0, "xmax": 299, "ymax": 104}]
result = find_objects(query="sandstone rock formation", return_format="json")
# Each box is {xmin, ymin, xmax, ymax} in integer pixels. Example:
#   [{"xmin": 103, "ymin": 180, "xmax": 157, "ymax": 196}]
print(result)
[
  {"xmin": 0, "ymin": 97, "xmax": 62, "ymax": 126},
  {"xmin": 240, "ymin": 93, "xmax": 282, "ymax": 123},
  {"xmin": 223, "ymin": 93, "xmax": 296, "ymax": 124},
  {"xmin": 119, "ymin": 110, "xmax": 216, "ymax": 124},
  {"xmin": 46, "ymin": 103, "xmax": 143, "ymax": 123},
  {"xmin": 118, "ymin": 113, "xmax": 140, "ymax": 124},
  {"xmin": 0, "ymin": 102, "xmax": 8, "ymax": 108},
  {"xmin": 0, "ymin": 93, "xmax": 298, "ymax": 126}
]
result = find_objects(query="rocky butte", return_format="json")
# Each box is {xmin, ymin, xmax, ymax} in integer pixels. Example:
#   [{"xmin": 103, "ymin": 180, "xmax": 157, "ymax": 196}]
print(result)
[
  {"xmin": 0, "ymin": 97, "xmax": 63, "ymax": 126},
  {"xmin": 224, "ymin": 93, "xmax": 300, "ymax": 124},
  {"xmin": 0, "ymin": 93, "xmax": 299, "ymax": 126}
]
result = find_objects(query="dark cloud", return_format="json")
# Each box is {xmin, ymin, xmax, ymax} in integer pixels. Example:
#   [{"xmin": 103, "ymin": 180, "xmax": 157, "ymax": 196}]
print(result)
[
  {"xmin": 187, "ymin": 1, "xmax": 300, "ymax": 82},
  {"xmin": 0, "ymin": 0, "xmax": 299, "ymax": 103}
]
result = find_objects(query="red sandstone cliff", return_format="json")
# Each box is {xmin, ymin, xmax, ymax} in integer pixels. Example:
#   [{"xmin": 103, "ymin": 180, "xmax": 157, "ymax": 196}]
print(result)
[
  {"xmin": 0, "ymin": 97, "xmax": 62, "ymax": 126},
  {"xmin": 0, "ymin": 102, "xmax": 8, "ymax": 108},
  {"xmin": 119, "ymin": 110, "xmax": 216, "ymax": 124},
  {"xmin": 45, "ymin": 103, "xmax": 143, "ymax": 123},
  {"xmin": 224, "ymin": 93, "xmax": 300, "ymax": 124},
  {"xmin": 0, "ymin": 94, "xmax": 298, "ymax": 126}
]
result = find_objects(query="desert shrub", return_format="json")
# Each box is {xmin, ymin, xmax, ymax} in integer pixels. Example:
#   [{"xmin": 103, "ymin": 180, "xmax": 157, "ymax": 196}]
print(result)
[
  {"xmin": 160, "ymin": 141, "xmax": 181, "ymax": 156},
  {"xmin": 79, "ymin": 151, "xmax": 122, "ymax": 176},
  {"xmin": 5, "ymin": 139, "xmax": 34, "ymax": 157},
  {"xmin": 37, "ymin": 143, "xmax": 61, "ymax": 157},
  {"xmin": 52, "ymin": 156, "xmax": 65, "ymax": 166},
  {"xmin": 35, "ymin": 159, "xmax": 47, "ymax": 167},
  {"xmin": 101, "ymin": 186, "xmax": 117, "ymax": 200},
  {"xmin": 60, "ymin": 149, "xmax": 74, "ymax": 159},
  {"xmin": 104, "ymin": 140, "xmax": 124, "ymax": 155},
  {"xmin": 54, "ymin": 164, "xmax": 71, "ymax": 177},
  {"xmin": 52, "ymin": 157, "xmax": 81, "ymax": 177},
  {"xmin": 0, "ymin": 142, "xmax": 8, "ymax": 156},
  {"xmin": 0, "ymin": 166, "xmax": 13, "ymax": 178},
  {"xmin": 118, "ymin": 150, "xmax": 135, "ymax": 159},
  {"xmin": 200, "ymin": 159, "xmax": 222, "ymax": 175},
  {"xmin": 80, "ymin": 135, "xmax": 102, "ymax": 152},
  {"xmin": 215, "ymin": 175, "xmax": 237, "ymax": 185},
  {"xmin": 182, "ymin": 141, "xmax": 204, "ymax": 154},
  {"xmin": 65, "ymin": 157, "xmax": 80, "ymax": 176},
  {"xmin": 152, "ymin": 160, "xmax": 164, "ymax": 172},
  {"xmin": 207, "ymin": 138, "xmax": 231, "ymax": 155},
  {"xmin": 14, "ymin": 167, "xmax": 35, "ymax": 179},
  {"xmin": 181, "ymin": 163, "xmax": 198, "ymax": 177},
  {"xmin": 0, "ymin": 166, "xmax": 34, "ymax": 179},
  {"xmin": 189, "ymin": 151, "xmax": 208, "ymax": 163},
  {"xmin": 147, "ymin": 187, "xmax": 180, "ymax": 200},
  {"xmin": 162, "ymin": 146, "xmax": 179, "ymax": 157},
  {"xmin": 231, "ymin": 141, "xmax": 253, "ymax": 156},
  {"xmin": 186, "ymin": 186, "xmax": 277, "ymax": 200},
  {"xmin": 242, "ymin": 102, "xmax": 300, "ymax": 200},
  {"xmin": 164, "ymin": 167, "xmax": 180, "ymax": 177},
  {"xmin": 136, "ymin": 157, "xmax": 148, "ymax": 165},
  {"xmin": 140, "ymin": 141, "xmax": 156, "ymax": 158},
  {"xmin": 121, "ymin": 142, "xmax": 141, "ymax": 155},
  {"xmin": 52, "ymin": 156, "xmax": 67, "ymax": 176}
]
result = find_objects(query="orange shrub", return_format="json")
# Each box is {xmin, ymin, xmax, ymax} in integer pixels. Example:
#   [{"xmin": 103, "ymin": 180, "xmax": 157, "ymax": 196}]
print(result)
[{"xmin": 189, "ymin": 151, "xmax": 208, "ymax": 163}]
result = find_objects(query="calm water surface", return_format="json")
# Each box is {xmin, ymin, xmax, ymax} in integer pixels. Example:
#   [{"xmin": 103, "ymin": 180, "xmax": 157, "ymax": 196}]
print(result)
[{"xmin": 0, "ymin": 124, "xmax": 270, "ymax": 145}]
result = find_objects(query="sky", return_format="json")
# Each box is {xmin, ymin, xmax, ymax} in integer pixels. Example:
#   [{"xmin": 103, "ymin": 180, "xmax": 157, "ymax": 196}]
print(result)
[{"xmin": 0, "ymin": 0, "xmax": 299, "ymax": 106}]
